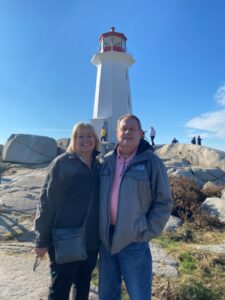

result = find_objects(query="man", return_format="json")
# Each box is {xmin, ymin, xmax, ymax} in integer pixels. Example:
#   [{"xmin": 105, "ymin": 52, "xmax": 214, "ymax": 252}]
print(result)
[
  {"xmin": 99, "ymin": 114, "xmax": 173, "ymax": 300},
  {"xmin": 197, "ymin": 135, "xmax": 202, "ymax": 145},
  {"xmin": 149, "ymin": 126, "xmax": 156, "ymax": 146}
]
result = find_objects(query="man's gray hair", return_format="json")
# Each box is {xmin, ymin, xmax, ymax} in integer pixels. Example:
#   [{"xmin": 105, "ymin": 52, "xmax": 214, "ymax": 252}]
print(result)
[{"xmin": 117, "ymin": 114, "xmax": 142, "ymax": 130}]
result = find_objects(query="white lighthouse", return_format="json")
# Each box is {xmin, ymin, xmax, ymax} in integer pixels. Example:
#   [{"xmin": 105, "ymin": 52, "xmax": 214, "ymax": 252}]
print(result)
[{"xmin": 91, "ymin": 27, "xmax": 135, "ymax": 143}]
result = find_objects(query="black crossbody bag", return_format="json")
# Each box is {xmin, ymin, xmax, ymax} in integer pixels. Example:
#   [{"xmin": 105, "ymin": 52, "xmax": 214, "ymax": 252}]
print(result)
[{"xmin": 52, "ymin": 186, "xmax": 95, "ymax": 264}]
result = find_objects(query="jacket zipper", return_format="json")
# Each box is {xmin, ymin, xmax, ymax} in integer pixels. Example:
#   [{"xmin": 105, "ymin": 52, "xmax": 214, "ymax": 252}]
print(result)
[{"xmin": 110, "ymin": 159, "xmax": 148, "ymax": 251}]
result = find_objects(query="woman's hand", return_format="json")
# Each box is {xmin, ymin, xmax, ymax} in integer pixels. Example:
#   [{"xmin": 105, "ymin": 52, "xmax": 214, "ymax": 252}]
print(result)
[{"xmin": 35, "ymin": 247, "xmax": 48, "ymax": 258}]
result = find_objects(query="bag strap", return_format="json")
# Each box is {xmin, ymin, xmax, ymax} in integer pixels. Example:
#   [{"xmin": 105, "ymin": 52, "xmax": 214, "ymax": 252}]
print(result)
[
  {"xmin": 53, "ymin": 154, "xmax": 97, "ymax": 229},
  {"xmin": 82, "ymin": 180, "xmax": 96, "ymax": 229},
  {"xmin": 75, "ymin": 153, "xmax": 97, "ymax": 229}
]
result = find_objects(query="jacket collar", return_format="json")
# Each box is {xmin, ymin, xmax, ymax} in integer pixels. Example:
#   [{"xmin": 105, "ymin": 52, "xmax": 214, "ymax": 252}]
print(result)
[
  {"xmin": 105, "ymin": 139, "xmax": 154, "ymax": 171},
  {"xmin": 67, "ymin": 149, "xmax": 100, "ymax": 160},
  {"xmin": 113, "ymin": 139, "xmax": 153, "ymax": 156}
]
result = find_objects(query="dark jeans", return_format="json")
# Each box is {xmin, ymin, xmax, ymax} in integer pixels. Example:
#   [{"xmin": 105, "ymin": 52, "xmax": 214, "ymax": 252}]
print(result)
[
  {"xmin": 48, "ymin": 247, "xmax": 98, "ymax": 300},
  {"xmin": 150, "ymin": 136, "xmax": 155, "ymax": 146}
]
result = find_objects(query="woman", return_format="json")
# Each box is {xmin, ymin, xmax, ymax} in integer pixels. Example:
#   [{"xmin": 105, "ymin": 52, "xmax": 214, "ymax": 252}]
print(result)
[{"xmin": 34, "ymin": 123, "xmax": 100, "ymax": 300}]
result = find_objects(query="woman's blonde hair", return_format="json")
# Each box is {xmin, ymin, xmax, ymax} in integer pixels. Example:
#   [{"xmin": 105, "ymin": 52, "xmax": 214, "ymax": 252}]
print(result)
[{"xmin": 66, "ymin": 122, "xmax": 100, "ymax": 153}]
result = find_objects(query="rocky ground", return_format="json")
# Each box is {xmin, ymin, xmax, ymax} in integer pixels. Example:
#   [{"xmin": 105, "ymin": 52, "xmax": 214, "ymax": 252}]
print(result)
[
  {"xmin": 0, "ymin": 163, "xmax": 178, "ymax": 299},
  {"xmin": 1, "ymin": 143, "xmax": 225, "ymax": 299},
  {"xmin": 0, "ymin": 239, "xmax": 177, "ymax": 299},
  {"xmin": 0, "ymin": 242, "xmax": 49, "ymax": 300}
]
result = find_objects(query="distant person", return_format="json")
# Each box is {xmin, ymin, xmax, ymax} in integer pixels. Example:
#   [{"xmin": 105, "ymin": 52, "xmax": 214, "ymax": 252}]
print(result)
[
  {"xmin": 197, "ymin": 135, "xmax": 202, "ymax": 145},
  {"xmin": 141, "ymin": 130, "xmax": 146, "ymax": 140},
  {"xmin": 149, "ymin": 126, "xmax": 156, "ymax": 146},
  {"xmin": 191, "ymin": 136, "xmax": 196, "ymax": 145},
  {"xmin": 172, "ymin": 138, "xmax": 179, "ymax": 144},
  {"xmin": 100, "ymin": 126, "xmax": 107, "ymax": 142},
  {"xmin": 142, "ymin": 130, "xmax": 155, "ymax": 152}
]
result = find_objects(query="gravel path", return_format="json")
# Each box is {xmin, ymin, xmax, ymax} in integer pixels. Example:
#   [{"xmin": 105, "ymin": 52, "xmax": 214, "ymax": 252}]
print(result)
[
  {"xmin": 0, "ymin": 240, "xmax": 179, "ymax": 300},
  {"xmin": 0, "ymin": 243, "xmax": 49, "ymax": 300},
  {"xmin": 0, "ymin": 242, "xmax": 98, "ymax": 300}
]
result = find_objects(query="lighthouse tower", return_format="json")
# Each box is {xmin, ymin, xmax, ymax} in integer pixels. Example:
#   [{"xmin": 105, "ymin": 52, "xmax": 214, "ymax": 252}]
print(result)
[{"xmin": 91, "ymin": 27, "xmax": 135, "ymax": 143}]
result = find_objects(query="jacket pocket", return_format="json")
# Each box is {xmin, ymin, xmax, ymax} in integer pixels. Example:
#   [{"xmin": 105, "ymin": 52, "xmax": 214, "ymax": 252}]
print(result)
[
  {"xmin": 125, "ymin": 165, "xmax": 149, "ymax": 181},
  {"xmin": 134, "ymin": 215, "xmax": 148, "ymax": 242},
  {"xmin": 125, "ymin": 167, "xmax": 152, "ymax": 211}
]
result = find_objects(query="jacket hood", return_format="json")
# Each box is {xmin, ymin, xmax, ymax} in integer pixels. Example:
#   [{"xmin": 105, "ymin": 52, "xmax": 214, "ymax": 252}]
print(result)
[
  {"xmin": 137, "ymin": 139, "xmax": 154, "ymax": 154},
  {"xmin": 113, "ymin": 139, "xmax": 154, "ymax": 156}
]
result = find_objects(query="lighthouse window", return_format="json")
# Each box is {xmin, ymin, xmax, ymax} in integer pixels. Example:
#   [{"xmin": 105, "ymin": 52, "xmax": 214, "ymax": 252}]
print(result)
[
  {"xmin": 125, "ymin": 70, "xmax": 128, "ymax": 80},
  {"xmin": 103, "ymin": 37, "xmax": 112, "ymax": 47},
  {"xmin": 112, "ymin": 36, "xmax": 122, "ymax": 47}
]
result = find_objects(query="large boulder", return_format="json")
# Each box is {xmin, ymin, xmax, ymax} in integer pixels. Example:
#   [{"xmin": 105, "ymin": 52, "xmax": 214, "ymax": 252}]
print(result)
[
  {"xmin": 157, "ymin": 144, "xmax": 225, "ymax": 187},
  {"xmin": 201, "ymin": 197, "xmax": 225, "ymax": 223},
  {"xmin": 163, "ymin": 215, "xmax": 183, "ymax": 232},
  {"xmin": 57, "ymin": 138, "xmax": 70, "ymax": 155},
  {"xmin": 168, "ymin": 165, "xmax": 225, "ymax": 188},
  {"xmin": 2, "ymin": 134, "xmax": 57, "ymax": 164},
  {"xmin": 156, "ymin": 144, "xmax": 225, "ymax": 172}
]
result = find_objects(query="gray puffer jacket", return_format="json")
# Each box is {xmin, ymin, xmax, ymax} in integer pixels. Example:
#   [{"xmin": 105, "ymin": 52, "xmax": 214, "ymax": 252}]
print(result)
[{"xmin": 99, "ymin": 140, "xmax": 173, "ymax": 254}]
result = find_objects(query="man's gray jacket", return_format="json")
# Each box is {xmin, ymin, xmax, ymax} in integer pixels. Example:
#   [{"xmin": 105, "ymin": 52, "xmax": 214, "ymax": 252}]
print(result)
[{"xmin": 99, "ymin": 140, "xmax": 173, "ymax": 254}]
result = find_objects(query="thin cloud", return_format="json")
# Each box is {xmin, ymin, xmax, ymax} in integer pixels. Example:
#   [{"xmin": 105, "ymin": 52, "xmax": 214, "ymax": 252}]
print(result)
[
  {"xmin": 186, "ymin": 109, "xmax": 225, "ymax": 138},
  {"xmin": 186, "ymin": 129, "xmax": 211, "ymax": 139},
  {"xmin": 214, "ymin": 84, "xmax": 225, "ymax": 106},
  {"xmin": 185, "ymin": 84, "xmax": 225, "ymax": 139}
]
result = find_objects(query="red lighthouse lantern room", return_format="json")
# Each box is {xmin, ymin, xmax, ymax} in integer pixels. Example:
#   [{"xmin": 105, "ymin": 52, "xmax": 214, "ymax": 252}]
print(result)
[{"xmin": 99, "ymin": 27, "xmax": 127, "ymax": 53}]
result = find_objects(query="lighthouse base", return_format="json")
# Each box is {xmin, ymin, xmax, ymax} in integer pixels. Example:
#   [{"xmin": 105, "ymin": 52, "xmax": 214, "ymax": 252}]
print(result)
[{"xmin": 92, "ymin": 117, "xmax": 117, "ymax": 144}]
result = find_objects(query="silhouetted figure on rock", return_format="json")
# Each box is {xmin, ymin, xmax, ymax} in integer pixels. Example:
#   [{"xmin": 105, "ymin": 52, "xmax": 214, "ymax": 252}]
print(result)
[
  {"xmin": 197, "ymin": 135, "xmax": 202, "ymax": 145},
  {"xmin": 191, "ymin": 136, "xmax": 196, "ymax": 145},
  {"xmin": 172, "ymin": 138, "xmax": 179, "ymax": 144}
]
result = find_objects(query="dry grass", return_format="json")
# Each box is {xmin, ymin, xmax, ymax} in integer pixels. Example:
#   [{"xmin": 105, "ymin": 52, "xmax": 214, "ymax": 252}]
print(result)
[
  {"xmin": 152, "ymin": 253, "xmax": 225, "ymax": 299},
  {"xmin": 169, "ymin": 177, "xmax": 202, "ymax": 221},
  {"xmin": 153, "ymin": 224, "xmax": 225, "ymax": 300},
  {"xmin": 169, "ymin": 176, "xmax": 225, "ymax": 229}
]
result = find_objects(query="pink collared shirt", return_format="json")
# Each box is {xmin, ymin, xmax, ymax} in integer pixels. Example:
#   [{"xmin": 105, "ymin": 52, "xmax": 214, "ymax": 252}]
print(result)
[{"xmin": 110, "ymin": 148, "xmax": 137, "ymax": 225}]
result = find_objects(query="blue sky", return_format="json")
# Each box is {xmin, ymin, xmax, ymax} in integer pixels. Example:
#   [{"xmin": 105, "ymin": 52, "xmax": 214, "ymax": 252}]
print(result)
[{"xmin": 1, "ymin": 0, "xmax": 225, "ymax": 151}]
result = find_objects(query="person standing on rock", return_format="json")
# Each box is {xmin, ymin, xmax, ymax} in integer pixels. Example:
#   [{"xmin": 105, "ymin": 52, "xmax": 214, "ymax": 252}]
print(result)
[
  {"xmin": 34, "ymin": 123, "xmax": 100, "ymax": 300},
  {"xmin": 149, "ymin": 126, "xmax": 156, "ymax": 146},
  {"xmin": 100, "ymin": 126, "xmax": 107, "ymax": 142},
  {"xmin": 172, "ymin": 137, "xmax": 179, "ymax": 144},
  {"xmin": 191, "ymin": 136, "xmax": 196, "ymax": 144},
  {"xmin": 98, "ymin": 114, "xmax": 173, "ymax": 300},
  {"xmin": 197, "ymin": 135, "xmax": 202, "ymax": 145}
]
